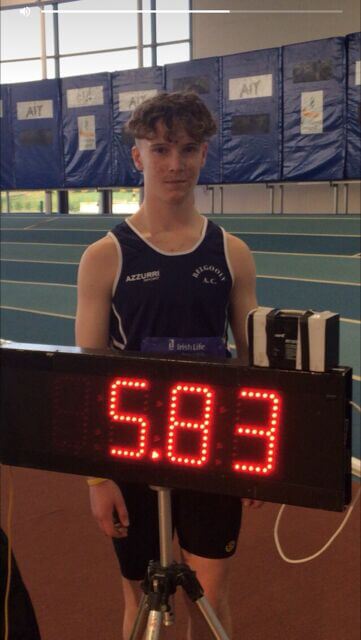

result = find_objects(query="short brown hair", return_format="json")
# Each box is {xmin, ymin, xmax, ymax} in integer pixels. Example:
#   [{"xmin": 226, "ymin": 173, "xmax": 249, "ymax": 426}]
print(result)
[{"xmin": 125, "ymin": 91, "xmax": 217, "ymax": 143}]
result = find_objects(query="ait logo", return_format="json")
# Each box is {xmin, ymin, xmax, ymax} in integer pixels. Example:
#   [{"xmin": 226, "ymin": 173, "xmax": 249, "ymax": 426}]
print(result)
[
  {"xmin": 126, "ymin": 270, "xmax": 160, "ymax": 283},
  {"xmin": 192, "ymin": 264, "xmax": 226, "ymax": 285}
]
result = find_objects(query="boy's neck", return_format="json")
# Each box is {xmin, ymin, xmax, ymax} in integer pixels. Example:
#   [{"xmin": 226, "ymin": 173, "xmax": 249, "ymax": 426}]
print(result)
[{"xmin": 134, "ymin": 194, "xmax": 201, "ymax": 232}]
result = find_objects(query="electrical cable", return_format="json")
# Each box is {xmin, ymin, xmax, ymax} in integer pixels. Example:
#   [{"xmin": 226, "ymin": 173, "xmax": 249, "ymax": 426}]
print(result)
[
  {"xmin": 274, "ymin": 487, "xmax": 361, "ymax": 564},
  {"xmin": 274, "ymin": 399, "xmax": 361, "ymax": 564},
  {"xmin": 350, "ymin": 400, "xmax": 361, "ymax": 413}
]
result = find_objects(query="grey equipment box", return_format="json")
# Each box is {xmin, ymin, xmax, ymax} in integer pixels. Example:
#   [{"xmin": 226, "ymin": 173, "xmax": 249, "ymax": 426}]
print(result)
[{"xmin": 247, "ymin": 307, "xmax": 339, "ymax": 372}]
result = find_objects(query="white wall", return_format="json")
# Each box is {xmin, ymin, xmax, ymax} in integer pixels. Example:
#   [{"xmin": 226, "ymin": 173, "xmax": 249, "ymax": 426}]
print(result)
[
  {"xmin": 192, "ymin": 0, "xmax": 360, "ymax": 57},
  {"xmin": 192, "ymin": 0, "xmax": 361, "ymax": 214}
]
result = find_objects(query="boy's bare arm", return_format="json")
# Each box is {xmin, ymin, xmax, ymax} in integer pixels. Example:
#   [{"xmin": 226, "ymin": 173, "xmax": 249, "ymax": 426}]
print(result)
[
  {"xmin": 76, "ymin": 237, "xmax": 130, "ymax": 538},
  {"xmin": 227, "ymin": 233, "xmax": 257, "ymax": 364},
  {"xmin": 227, "ymin": 234, "xmax": 263, "ymax": 508},
  {"xmin": 75, "ymin": 236, "xmax": 117, "ymax": 349}
]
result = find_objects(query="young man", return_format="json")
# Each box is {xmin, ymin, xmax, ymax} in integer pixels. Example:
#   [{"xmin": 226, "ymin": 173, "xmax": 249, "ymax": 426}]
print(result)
[{"xmin": 76, "ymin": 92, "xmax": 260, "ymax": 640}]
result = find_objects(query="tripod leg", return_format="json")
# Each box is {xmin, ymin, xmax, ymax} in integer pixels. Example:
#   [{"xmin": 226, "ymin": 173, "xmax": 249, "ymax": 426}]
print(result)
[
  {"xmin": 178, "ymin": 563, "xmax": 230, "ymax": 640},
  {"xmin": 194, "ymin": 596, "xmax": 230, "ymax": 640},
  {"xmin": 129, "ymin": 594, "xmax": 150, "ymax": 640},
  {"xmin": 144, "ymin": 610, "xmax": 163, "ymax": 640}
]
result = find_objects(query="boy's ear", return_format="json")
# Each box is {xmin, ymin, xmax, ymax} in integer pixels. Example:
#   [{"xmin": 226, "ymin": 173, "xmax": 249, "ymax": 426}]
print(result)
[
  {"xmin": 131, "ymin": 144, "xmax": 144, "ymax": 172},
  {"xmin": 200, "ymin": 142, "xmax": 208, "ymax": 168}
]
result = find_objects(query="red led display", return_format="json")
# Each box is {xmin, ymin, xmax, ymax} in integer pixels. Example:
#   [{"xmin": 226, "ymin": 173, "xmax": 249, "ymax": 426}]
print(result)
[
  {"xmin": 106, "ymin": 378, "xmax": 282, "ymax": 475},
  {"xmin": 166, "ymin": 383, "xmax": 214, "ymax": 467},
  {"xmin": 0, "ymin": 343, "xmax": 351, "ymax": 512},
  {"xmin": 109, "ymin": 378, "xmax": 149, "ymax": 460},
  {"xmin": 232, "ymin": 388, "xmax": 281, "ymax": 475}
]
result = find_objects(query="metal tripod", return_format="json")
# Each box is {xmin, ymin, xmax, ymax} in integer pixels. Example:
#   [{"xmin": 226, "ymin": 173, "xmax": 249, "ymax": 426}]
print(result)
[{"xmin": 129, "ymin": 486, "xmax": 230, "ymax": 640}]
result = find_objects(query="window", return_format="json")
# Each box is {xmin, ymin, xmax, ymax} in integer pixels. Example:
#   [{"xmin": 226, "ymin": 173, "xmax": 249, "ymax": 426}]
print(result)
[
  {"xmin": 0, "ymin": 6, "xmax": 44, "ymax": 84},
  {"xmin": 0, "ymin": 0, "xmax": 192, "ymax": 214},
  {"xmin": 143, "ymin": 47, "xmax": 153, "ymax": 67},
  {"xmin": 0, "ymin": 6, "xmax": 55, "ymax": 83},
  {"xmin": 1, "ymin": 191, "xmax": 9, "ymax": 213},
  {"xmin": 156, "ymin": 42, "xmax": 190, "ymax": 66},
  {"xmin": 47, "ymin": 58, "xmax": 56, "ymax": 79},
  {"xmin": 45, "ymin": 11, "xmax": 55, "ymax": 57},
  {"xmin": 68, "ymin": 189, "xmax": 100, "ymax": 214},
  {"xmin": 142, "ymin": 0, "xmax": 152, "ymax": 46},
  {"xmin": 156, "ymin": 0, "xmax": 190, "ymax": 44},
  {"xmin": 56, "ymin": 0, "xmax": 191, "ymax": 77},
  {"xmin": 1, "ymin": 7, "xmax": 41, "ymax": 60},
  {"xmin": 60, "ymin": 49, "xmax": 139, "ymax": 77},
  {"xmin": 58, "ymin": 0, "xmax": 138, "ymax": 55},
  {"xmin": 6, "ymin": 191, "xmax": 52, "ymax": 214},
  {"xmin": 0, "ymin": 59, "xmax": 43, "ymax": 84},
  {"xmin": 113, "ymin": 188, "xmax": 140, "ymax": 214}
]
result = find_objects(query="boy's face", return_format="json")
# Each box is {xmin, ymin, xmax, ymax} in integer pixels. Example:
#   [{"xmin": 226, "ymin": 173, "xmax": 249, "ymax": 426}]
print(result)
[{"xmin": 131, "ymin": 119, "xmax": 208, "ymax": 204}]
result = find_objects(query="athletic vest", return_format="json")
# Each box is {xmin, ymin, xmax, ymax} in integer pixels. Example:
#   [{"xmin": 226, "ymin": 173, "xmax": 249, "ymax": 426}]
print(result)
[{"xmin": 108, "ymin": 217, "xmax": 233, "ymax": 352}]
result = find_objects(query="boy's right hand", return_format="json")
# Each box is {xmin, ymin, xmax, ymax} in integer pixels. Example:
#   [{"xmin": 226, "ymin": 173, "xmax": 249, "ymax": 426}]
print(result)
[{"xmin": 89, "ymin": 480, "xmax": 129, "ymax": 538}]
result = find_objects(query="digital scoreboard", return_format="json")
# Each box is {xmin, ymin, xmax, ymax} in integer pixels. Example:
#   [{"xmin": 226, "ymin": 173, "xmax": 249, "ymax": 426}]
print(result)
[{"xmin": 0, "ymin": 343, "xmax": 352, "ymax": 511}]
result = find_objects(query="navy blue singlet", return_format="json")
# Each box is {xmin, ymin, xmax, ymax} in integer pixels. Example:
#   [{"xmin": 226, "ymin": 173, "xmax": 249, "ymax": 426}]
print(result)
[{"xmin": 108, "ymin": 217, "xmax": 234, "ymax": 352}]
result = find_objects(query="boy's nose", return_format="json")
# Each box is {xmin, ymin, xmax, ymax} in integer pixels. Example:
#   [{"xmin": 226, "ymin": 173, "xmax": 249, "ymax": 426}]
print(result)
[{"xmin": 168, "ymin": 151, "xmax": 185, "ymax": 171}]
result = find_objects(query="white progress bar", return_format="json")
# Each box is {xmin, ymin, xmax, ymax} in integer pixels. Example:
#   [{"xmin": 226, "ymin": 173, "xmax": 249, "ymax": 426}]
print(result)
[{"xmin": 40, "ymin": 8, "xmax": 343, "ymax": 15}]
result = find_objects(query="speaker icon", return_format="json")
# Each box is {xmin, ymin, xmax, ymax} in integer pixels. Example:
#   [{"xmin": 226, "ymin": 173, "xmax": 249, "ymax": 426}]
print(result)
[{"xmin": 19, "ymin": 6, "xmax": 31, "ymax": 17}]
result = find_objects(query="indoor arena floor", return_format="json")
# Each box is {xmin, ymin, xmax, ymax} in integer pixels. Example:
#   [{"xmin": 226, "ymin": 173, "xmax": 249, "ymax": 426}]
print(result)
[{"xmin": 0, "ymin": 213, "xmax": 360, "ymax": 640}]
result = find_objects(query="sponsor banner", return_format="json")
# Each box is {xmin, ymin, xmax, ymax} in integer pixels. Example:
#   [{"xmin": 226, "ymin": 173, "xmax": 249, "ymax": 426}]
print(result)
[
  {"xmin": 17, "ymin": 100, "xmax": 53, "ymax": 120},
  {"xmin": 118, "ymin": 89, "xmax": 159, "ymax": 112},
  {"xmin": 301, "ymin": 90, "xmax": 323, "ymax": 134},
  {"xmin": 67, "ymin": 85, "xmax": 104, "ymax": 108},
  {"xmin": 229, "ymin": 74, "xmax": 273, "ymax": 100},
  {"xmin": 141, "ymin": 337, "xmax": 227, "ymax": 357},
  {"xmin": 78, "ymin": 115, "xmax": 96, "ymax": 151}
]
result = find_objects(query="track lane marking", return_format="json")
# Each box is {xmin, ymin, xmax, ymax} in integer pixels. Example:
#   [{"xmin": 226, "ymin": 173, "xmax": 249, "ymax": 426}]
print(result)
[
  {"xmin": 257, "ymin": 275, "xmax": 360, "ymax": 286},
  {"xmin": 3, "ymin": 228, "xmax": 359, "ymax": 237},
  {"xmin": 254, "ymin": 250, "xmax": 361, "ymax": 259},
  {"xmin": 0, "ymin": 241, "xmax": 87, "ymax": 247},
  {"xmin": 0, "ymin": 258, "xmax": 79, "ymax": 265},
  {"xmin": 0, "ymin": 305, "xmax": 75, "ymax": 319},
  {"xmin": 1, "ymin": 275, "xmax": 359, "ymax": 287},
  {"xmin": 1, "ymin": 279, "xmax": 76, "ymax": 288},
  {"xmin": 24, "ymin": 217, "xmax": 60, "ymax": 230}
]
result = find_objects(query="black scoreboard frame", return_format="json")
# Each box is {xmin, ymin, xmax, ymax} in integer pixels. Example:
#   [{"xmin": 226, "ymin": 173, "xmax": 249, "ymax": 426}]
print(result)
[{"xmin": 0, "ymin": 343, "xmax": 352, "ymax": 512}]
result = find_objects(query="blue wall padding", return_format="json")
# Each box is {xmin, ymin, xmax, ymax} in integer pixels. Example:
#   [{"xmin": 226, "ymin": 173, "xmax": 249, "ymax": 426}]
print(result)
[
  {"xmin": 61, "ymin": 73, "xmax": 113, "ymax": 187},
  {"xmin": 164, "ymin": 57, "xmax": 221, "ymax": 184},
  {"xmin": 112, "ymin": 67, "xmax": 164, "ymax": 186},
  {"xmin": 346, "ymin": 32, "xmax": 361, "ymax": 179},
  {"xmin": 282, "ymin": 37, "xmax": 346, "ymax": 181},
  {"xmin": 0, "ymin": 85, "xmax": 15, "ymax": 190},
  {"xmin": 221, "ymin": 49, "xmax": 282, "ymax": 183},
  {"xmin": 11, "ymin": 79, "xmax": 64, "ymax": 189},
  {"xmin": 0, "ymin": 36, "xmax": 355, "ymax": 189}
]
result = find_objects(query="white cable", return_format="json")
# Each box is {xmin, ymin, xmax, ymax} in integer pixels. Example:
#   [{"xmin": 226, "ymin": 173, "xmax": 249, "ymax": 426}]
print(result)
[
  {"xmin": 273, "ymin": 396, "xmax": 360, "ymax": 563},
  {"xmin": 350, "ymin": 400, "xmax": 361, "ymax": 413},
  {"xmin": 274, "ymin": 487, "xmax": 361, "ymax": 564}
]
